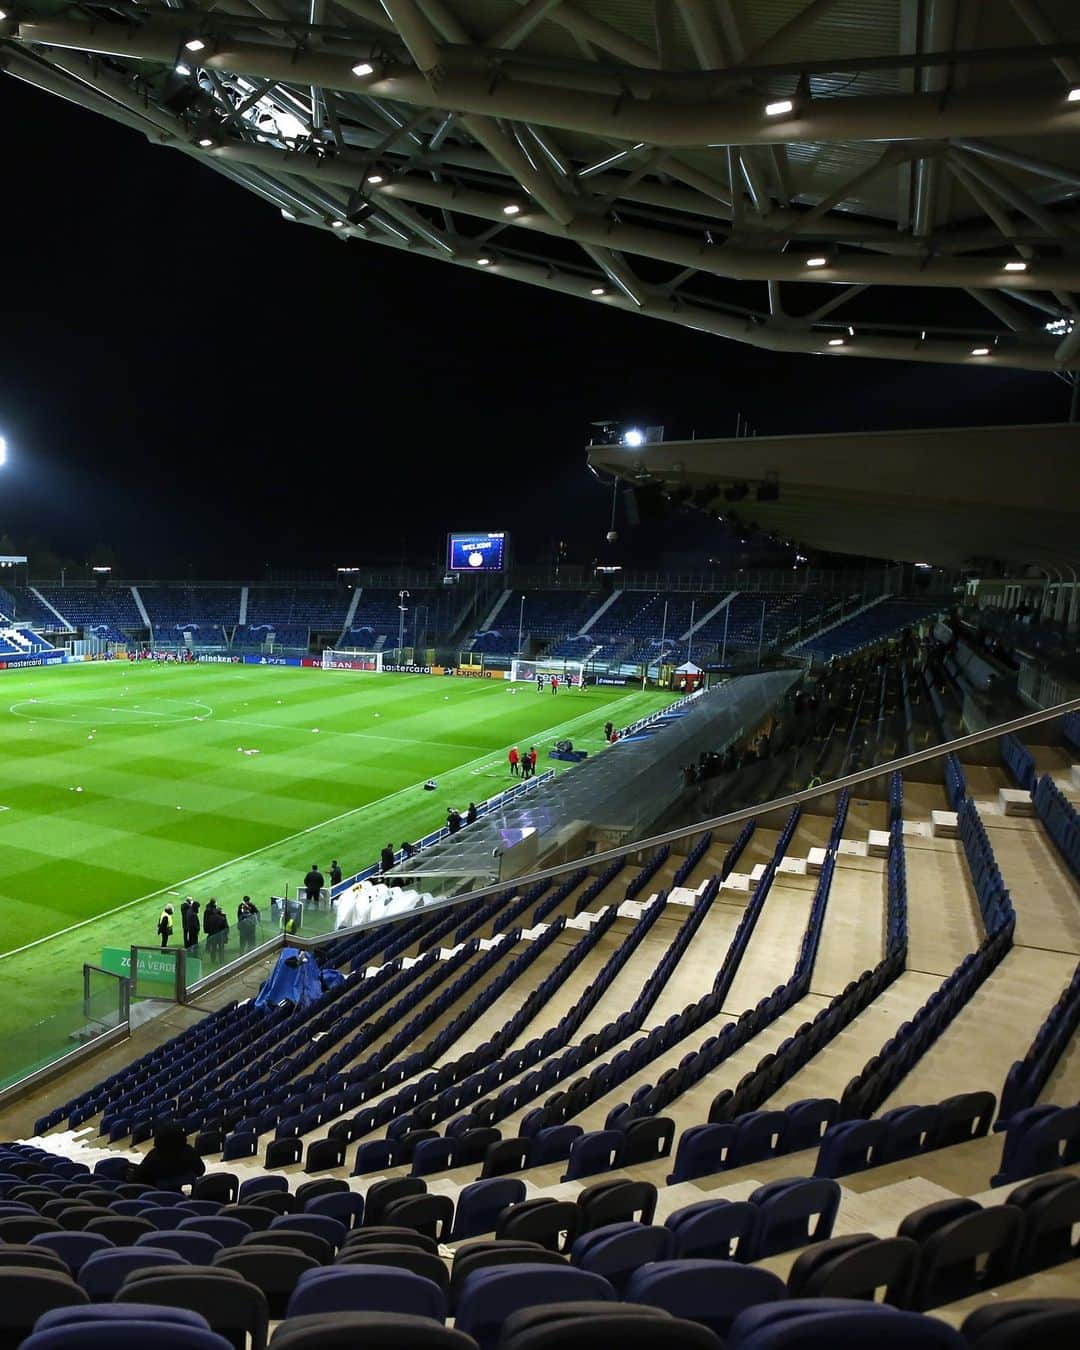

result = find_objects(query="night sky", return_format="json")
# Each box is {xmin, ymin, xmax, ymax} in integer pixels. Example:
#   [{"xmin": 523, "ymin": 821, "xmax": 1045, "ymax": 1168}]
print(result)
[{"xmin": 0, "ymin": 74, "xmax": 1073, "ymax": 578}]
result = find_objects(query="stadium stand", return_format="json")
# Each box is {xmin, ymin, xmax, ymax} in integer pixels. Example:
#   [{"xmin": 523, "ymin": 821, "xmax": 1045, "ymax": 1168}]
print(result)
[
  {"xmin": 0, "ymin": 585, "xmax": 67, "ymax": 632},
  {"xmin": 139, "ymin": 588, "xmax": 242, "ymax": 644},
  {"xmin": 12, "ymin": 701, "xmax": 1076, "ymax": 1345},
  {"xmin": 793, "ymin": 599, "xmax": 944, "ymax": 662},
  {"xmin": 33, "ymin": 586, "xmax": 143, "ymax": 642}
]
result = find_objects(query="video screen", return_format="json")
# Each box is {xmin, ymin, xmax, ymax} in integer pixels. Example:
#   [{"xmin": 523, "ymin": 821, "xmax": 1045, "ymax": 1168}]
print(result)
[{"xmin": 447, "ymin": 531, "xmax": 508, "ymax": 572}]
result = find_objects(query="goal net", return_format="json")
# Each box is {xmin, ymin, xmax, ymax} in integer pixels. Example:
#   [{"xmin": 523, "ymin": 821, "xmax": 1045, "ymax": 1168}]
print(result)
[
  {"xmin": 321, "ymin": 648, "xmax": 385, "ymax": 673},
  {"xmin": 510, "ymin": 658, "xmax": 585, "ymax": 686}
]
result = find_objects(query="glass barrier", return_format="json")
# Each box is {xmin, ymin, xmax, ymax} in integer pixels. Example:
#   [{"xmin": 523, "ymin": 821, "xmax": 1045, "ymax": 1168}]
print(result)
[
  {"xmin": 128, "ymin": 945, "xmax": 183, "ymax": 1005},
  {"xmin": 0, "ymin": 969, "xmax": 129, "ymax": 1094}
]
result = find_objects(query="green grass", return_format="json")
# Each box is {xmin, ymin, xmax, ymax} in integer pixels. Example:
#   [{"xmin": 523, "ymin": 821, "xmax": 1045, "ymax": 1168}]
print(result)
[{"xmin": 0, "ymin": 661, "xmax": 670, "ymax": 1035}]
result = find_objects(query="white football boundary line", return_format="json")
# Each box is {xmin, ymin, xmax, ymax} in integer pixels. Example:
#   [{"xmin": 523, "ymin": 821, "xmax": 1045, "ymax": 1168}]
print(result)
[{"xmin": 0, "ymin": 688, "xmax": 650, "ymax": 964}]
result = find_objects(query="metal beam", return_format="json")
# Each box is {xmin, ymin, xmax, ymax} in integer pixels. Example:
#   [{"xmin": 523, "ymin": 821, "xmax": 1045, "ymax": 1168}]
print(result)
[
  {"xmin": 197, "ymin": 139, "xmax": 1080, "ymax": 290},
  {"xmin": 15, "ymin": 18, "xmax": 1080, "ymax": 147},
  {"xmin": 952, "ymin": 137, "xmax": 1080, "ymax": 193}
]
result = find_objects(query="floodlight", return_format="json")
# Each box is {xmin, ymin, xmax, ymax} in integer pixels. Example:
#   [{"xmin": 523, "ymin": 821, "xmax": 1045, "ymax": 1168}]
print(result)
[
  {"xmin": 196, "ymin": 136, "xmax": 214, "ymax": 148},
  {"xmin": 184, "ymin": 38, "xmax": 206, "ymax": 53},
  {"xmin": 765, "ymin": 99, "xmax": 794, "ymax": 117},
  {"xmin": 805, "ymin": 256, "xmax": 828, "ymax": 268},
  {"xmin": 591, "ymin": 286, "xmax": 606, "ymax": 296},
  {"xmin": 331, "ymin": 219, "xmax": 345, "ymax": 228},
  {"xmin": 971, "ymin": 346, "xmax": 990, "ymax": 356},
  {"xmin": 175, "ymin": 62, "xmax": 192, "ymax": 76},
  {"xmin": 476, "ymin": 256, "xmax": 492, "ymax": 266},
  {"xmin": 281, "ymin": 208, "xmax": 298, "ymax": 221},
  {"xmin": 827, "ymin": 337, "xmax": 844, "ymax": 346},
  {"xmin": 352, "ymin": 61, "xmax": 375, "ymax": 77},
  {"xmin": 366, "ymin": 173, "xmax": 384, "ymax": 185},
  {"xmin": 1003, "ymin": 260, "xmax": 1027, "ymax": 272},
  {"xmin": 1069, "ymin": 87, "xmax": 1080, "ymax": 102},
  {"xmin": 0, "ymin": 436, "xmax": 6, "ymax": 467},
  {"xmin": 503, "ymin": 202, "xmax": 522, "ymax": 216},
  {"xmin": 0, "ymin": 9, "xmax": 8, "ymax": 19},
  {"xmin": 622, "ymin": 428, "xmax": 645, "ymax": 447},
  {"xmin": 92, "ymin": 566, "xmax": 112, "ymax": 574}
]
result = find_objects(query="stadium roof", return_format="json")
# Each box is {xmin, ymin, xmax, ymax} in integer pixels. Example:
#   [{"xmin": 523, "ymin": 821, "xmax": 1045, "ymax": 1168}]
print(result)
[
  {"xmin": 588, "ymin": 420, "xmax": 1080, "ymax": 571},
  {"xmin": 4, "ymin": 2, "xmax": 1080, "ymax": 374}
]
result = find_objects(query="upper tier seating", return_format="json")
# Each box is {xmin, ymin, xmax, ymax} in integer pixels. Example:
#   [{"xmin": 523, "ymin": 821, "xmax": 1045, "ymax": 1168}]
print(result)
[{"xmin": 795, "ymin": 599, "xmax": 942, "ymax": 661}]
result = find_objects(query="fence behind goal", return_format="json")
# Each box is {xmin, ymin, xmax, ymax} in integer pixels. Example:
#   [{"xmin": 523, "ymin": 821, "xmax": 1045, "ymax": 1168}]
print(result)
[{"xmin": 321, "ymin": 648, "xmax": 384, "ymax": 672}]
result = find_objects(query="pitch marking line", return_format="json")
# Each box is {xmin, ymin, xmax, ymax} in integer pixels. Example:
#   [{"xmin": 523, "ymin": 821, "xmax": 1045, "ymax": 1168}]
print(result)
[{"xmin": 0, "ymin": 691, "xmax": 647, "ymax": 963}]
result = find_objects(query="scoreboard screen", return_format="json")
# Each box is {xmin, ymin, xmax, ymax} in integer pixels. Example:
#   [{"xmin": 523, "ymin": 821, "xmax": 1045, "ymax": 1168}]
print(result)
[{"xmin": 447, "ymin": 532, "xmax": 508, "ymax": 572}]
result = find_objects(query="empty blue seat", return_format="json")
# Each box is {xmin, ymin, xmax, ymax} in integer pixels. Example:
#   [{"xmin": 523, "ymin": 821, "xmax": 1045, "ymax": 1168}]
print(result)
[
  {"xmin": 176, "ymin": 1216, "xmax": 252, "ymax": 1246},
  {"xmin": 303, "ymin": 1192, "xmax": 364, "ymax": 1229},
  {"xmin": 727, "ymin": 1297, "xmax": 966, "ymax": 1350},
  {"xmin": 532, "ymin": 1126, "xmax": 584, "ymax": 1166},
  {"xmin": 35, "ymin": 1306, "xmax": 209, "ymax": 1334},
  {"xmin": 814, "ymin": 1120, "xmax": 886, "ymax": 1178},
  {"xmin": 666, "ymin": 1199, "xmax": 761, "ymax": 1262},
  {"xmin": 29, "ymin": 1233, "xmax": 115, "ymax": 1275},
  {"xmin": 286, "ymin": 1264, "xmax": 446, "ymax": 1321},
  {"xmin": 21, "ymin": 1320, "xmax": 234, "ymax": 1350},
  {"xmin": 783, "ymin": 1100, "xmax": 838, "ymax": 1152},
  {"xmin": 571, "ymin": 1224, "xmax": 674, "ymax": 1295},
  {"xmin": 562, "ymin": 1131, "xmax": 623, "ymax": 1182},
  {"xmin": 134, "ymin": 1230, "xmax": 222, "ymax": 1264},
  {"xmin": 626, "ymin": 1259, "xmax": 787, "ymax": 1337},
  {"xmin": 143, "ymin": 1208, "xmax": 194, "ymax": 1231},
  {"xmin": 668, "ymin": 1125, "xmax": 736, "ymax": 1183},
  {"xmin": 269, "ymin": 1212, "xmax": 347, "ymax": 1249},
  {"xmin": 456, "ymin": 1263, "xmax": 615, "ymax": 1350},
  {"xmin": 751, "ymin": 1179, "xmax": 841, "ymax": 1258},
  {"xmin": 238, "ymin": 1177, "xmax": 288, "ymax": 1203},
  {"xmin": 450, "ymin": 1179, "xmax": 526, "ymax": 1242},
  {"xmin": 77, "ymin": 1247, "xmax": 189, "ymax": 1301}
]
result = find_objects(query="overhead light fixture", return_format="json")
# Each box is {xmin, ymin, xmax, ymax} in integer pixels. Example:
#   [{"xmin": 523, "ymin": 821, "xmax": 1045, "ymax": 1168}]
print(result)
[
  {"xmin": 281, "ymin": 208, "xmax": 298, "ymax": 221},
  {"xmin": 330, "ymin": 219, "xmax": 345, "ymax": 229},
  {"xmin": 971, "ymin": 346, "xmax": 990, "ymax": 356},
  {"xmin": 196, "ymin": 136, "xmax": 214, "ymax": 148},
  {"xmin": 1003, "ymin": 260, "xmax": 1027, "ymax": 272},
  {"xmin": 0, "ymin": 9, "xmax": 8, "ymax": 19},
  {"xmin": 175, "ymin": 62, "xmax": 192, "ymax": 77},
  {"xmin": 805, "ymin": 256, "xmax": 828, "ymax": 268},
  {"xmin": 1069, "ymin": 87, "xmax": 1080, "ymax": 102},
  {"xmin": 827, "ymin": 337, "xmax": 844, "ymax": 346},
  {"xmin": 764, "ymin": 99, "xmax": 794, "ymax": 117},
  {"xmin": 366, "ymin": 173, "xmax": 384, "ymax": 186},
  {"xmin": 476, "ymin": 256, "xmax": 492, "ymax": 266},
  {"xmin": 591, "ymin": 286, "xmax": 606, "ymax": 296},
  {"xmin": 184, "ymin": 38, "xmax": 206, "ymax": 53},
  {"xmin": 0, "ymin": 435, "xmax": 6, "ymax": 467},
  {"xmin": 352, "ymin": 61, "xmax": 375, "ymax": 77},
  {"xmin": 622, "ymin": 428, "xmax": 645, "ymax": 447},
  {"xmin": 503, "ymin": 202, "xmax": 521, "ymax": 216}
]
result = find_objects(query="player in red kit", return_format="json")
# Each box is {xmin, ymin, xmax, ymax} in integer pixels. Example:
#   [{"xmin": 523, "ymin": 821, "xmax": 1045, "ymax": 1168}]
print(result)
[{"xmin": 551, "ymin": 675, "xmax": 559, "ymax": 696}]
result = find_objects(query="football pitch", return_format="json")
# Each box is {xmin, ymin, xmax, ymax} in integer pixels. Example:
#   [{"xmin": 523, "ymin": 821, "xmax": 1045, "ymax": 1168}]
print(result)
[{"xmin": 0, "ymin": 661, "xmax": 672, "ymax": 1031}]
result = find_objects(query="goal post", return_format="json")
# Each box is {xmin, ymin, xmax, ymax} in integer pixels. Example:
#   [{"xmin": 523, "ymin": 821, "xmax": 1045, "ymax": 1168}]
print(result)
[
  {"xmin": 321, "ymin": 648, "xmax": 385, "ymax": 673},
  {"xmin": 510, "ymin": 657, "xmax": 586, "ymax": 686}
]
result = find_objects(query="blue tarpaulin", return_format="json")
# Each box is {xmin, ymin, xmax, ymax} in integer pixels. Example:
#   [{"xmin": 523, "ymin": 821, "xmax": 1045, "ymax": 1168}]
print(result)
[{"xmin": 254, "ymin": 947, "xmax": 326, "ymax": 1011}]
